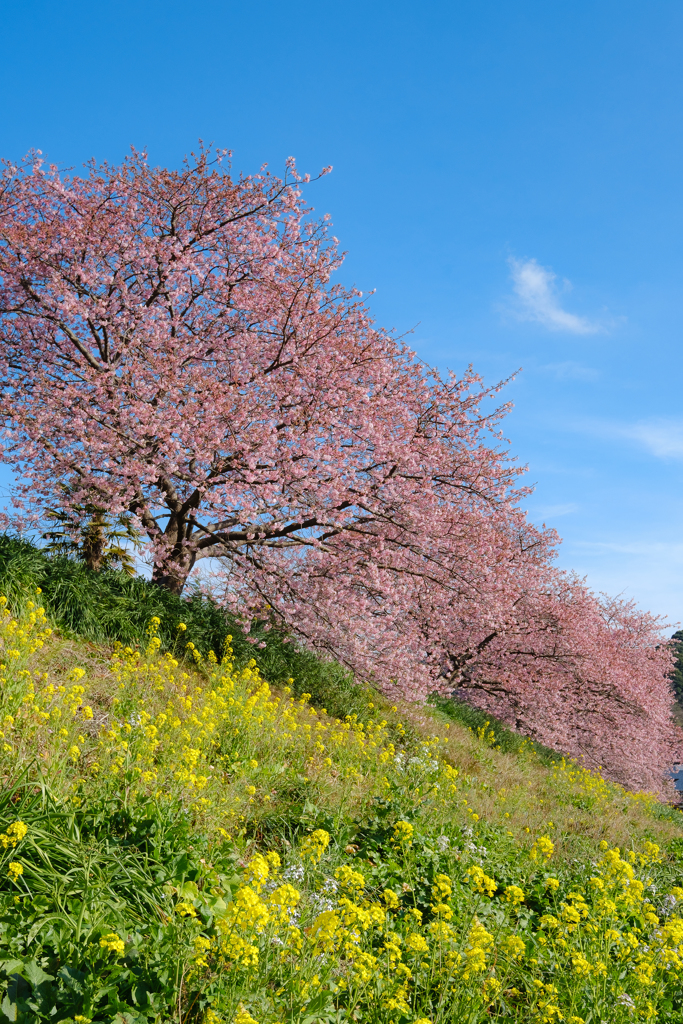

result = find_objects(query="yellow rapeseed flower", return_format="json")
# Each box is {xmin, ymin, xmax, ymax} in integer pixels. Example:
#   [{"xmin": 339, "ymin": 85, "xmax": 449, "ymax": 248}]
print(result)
[
  {"xmin": 392, "ymin": 820, "xmax": 414, "ymax": 846},
  {"xmin": 299, "ymin": 829, "xmax": 330, "ymax": 865},
  {"xmin": 504, "ymin": 884, "xmax": 525, "ymax": 906},
  {"xmin": 99, "ymin": 932, "xmax": 125, "ymax": 956},
  {"xmin": 7, "ymin": 862, "xmax": 23, "ymax": 882},
  {"xmin": 233, "ymin": 1007, "xmax": 259, "ymax": 1024}
]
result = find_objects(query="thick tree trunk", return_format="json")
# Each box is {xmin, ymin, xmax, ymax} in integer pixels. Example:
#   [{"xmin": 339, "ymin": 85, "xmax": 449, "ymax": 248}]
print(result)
[
  {"xmin": 151, "ymin": 547, "xmax": 196, "ymax": 595},
  {"xmin": 150, "ymin": 573, "xmax": 185, "ymax": 598}
]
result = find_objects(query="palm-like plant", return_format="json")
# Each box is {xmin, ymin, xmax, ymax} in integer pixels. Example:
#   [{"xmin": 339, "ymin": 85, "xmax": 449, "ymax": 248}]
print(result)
[{"xmin": 43, "ymin": 502, "xmax": 141, "ymax": 575}]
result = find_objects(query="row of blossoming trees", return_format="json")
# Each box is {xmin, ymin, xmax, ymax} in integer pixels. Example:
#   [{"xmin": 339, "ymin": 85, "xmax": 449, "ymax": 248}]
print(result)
[{"xmin": 0, "ymin": 148, "xmax": 678, "ymax": 792}]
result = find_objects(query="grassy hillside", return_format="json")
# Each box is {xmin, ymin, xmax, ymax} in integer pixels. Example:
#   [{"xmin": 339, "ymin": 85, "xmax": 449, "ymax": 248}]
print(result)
[{"xmin": 0, "ymin": 537, "xmax": 683, "ymax": 1023}]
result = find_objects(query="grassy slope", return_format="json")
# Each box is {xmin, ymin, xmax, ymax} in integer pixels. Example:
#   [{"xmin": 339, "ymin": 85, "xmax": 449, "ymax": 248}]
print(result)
[{"xmin": 1, "ymin": 535, "xmax": 683, "ymax": 1023}]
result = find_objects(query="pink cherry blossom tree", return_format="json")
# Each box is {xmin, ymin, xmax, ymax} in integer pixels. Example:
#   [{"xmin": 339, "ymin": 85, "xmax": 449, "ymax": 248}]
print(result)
[{"xmin": 0, "ymin": 148, "xmax": 678, "ymax": 791}]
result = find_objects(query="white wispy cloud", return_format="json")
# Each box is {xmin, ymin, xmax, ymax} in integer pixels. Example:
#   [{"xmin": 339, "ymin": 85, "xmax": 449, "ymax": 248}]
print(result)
[
  {"xmin": 621, "ymin": 419, "xmax": 683, "ymax": 459},
  {"xmin": 566, "ymin": 538, "xmax": 683, "ymax": 629},
  {"xmin": 543, "ymin": 361, "xmax": 599, "ymax": 382},
  {"xmin": 534, "ymin": 502, "xmax": 579, "ymax": 519},
  {"xmin": 571, "ymin": 416, "xmax": 683, "ymax": 460},
  {"xmin": 508, "ymin": 257, "xmax": 600, "ymax": 334},
  {"xmin": 575, "ymin": 540, "xmax": 683, "ymax": 558}
]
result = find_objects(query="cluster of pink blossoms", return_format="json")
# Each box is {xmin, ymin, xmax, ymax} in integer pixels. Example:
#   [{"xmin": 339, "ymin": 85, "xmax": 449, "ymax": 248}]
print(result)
[{"xmin": 0, "ymin": 147, "xmax": 677, "ymax": 792}]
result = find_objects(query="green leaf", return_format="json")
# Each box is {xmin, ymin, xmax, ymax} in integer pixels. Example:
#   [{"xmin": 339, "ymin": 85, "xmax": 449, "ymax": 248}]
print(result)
[
  {"xmin": 0, "ymin": 963, "xmax": 23, "ymax": 979},
  {"xmin": 57, "ymin": 965, "xmax": 86, "ymax": 996},
  {"xmin": 22, "ymin": 961, "xmax": 53, "ymax": 988},
  {"xmin": 131, "ymin": 981, "xmax": 153, "ymax": 1008},
  {"xmin": 301, "ymin": 990, "xmax": 334, "ymax": 1020},
  {"xmin": 0, "ymin": 993, "xmax": 17, "ymax": 1022},
  {"xmin": 112, "ymin": 1012, "xmax": 148, "ymax": 1024},
  {"xmin": 177, "ymin": 880, "xmax": 199, "ymax": 900},
  {"xmin": 203, "ymin": 894, "xmax": 227, "ymax": 916}
]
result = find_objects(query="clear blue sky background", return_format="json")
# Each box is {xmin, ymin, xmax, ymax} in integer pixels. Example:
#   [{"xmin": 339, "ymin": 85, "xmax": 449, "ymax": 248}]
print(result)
[{"xmin": 1, "ymin": 0, "xmax": 682, "ymax": 627}]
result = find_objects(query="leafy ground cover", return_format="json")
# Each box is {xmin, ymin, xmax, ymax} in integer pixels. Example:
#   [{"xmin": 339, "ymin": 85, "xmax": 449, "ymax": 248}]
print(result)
[{"xmin": 0, "ymin": 556, "xmax": 683, "ymax": 1022}]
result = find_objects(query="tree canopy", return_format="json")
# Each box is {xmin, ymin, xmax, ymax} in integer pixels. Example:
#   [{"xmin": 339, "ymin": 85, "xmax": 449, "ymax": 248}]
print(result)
[{"xmin": 0, "ymin": 148, "xmax": 678, "ymax": 791}]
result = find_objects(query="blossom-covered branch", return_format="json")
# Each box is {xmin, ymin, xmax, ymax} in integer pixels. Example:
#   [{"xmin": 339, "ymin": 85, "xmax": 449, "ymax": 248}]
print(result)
[{"xmin": 0, "ymin": 147, "xmax": 677, "ymax": 790}]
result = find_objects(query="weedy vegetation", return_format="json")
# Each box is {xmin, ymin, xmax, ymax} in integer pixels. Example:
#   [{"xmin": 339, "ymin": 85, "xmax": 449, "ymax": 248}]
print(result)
[{"xmin": 0, "ymin": 544, "xmax": 682, "ymax": 1023}]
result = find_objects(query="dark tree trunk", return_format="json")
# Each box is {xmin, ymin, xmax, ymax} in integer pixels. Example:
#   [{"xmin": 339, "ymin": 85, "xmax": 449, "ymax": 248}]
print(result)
[
  {"xmin": 82, "ymin": 513, "xmax": 107, "ymax": 572},
  {"xmin": 151, "ymin": 565, "xmax": 190, "ymax": 595},
  {"xmin": 151, "ymin": 546, "xmax": 196, "ymax": 595}
]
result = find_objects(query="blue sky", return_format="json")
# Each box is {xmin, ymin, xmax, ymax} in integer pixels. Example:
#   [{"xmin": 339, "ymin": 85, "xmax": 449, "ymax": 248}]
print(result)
[{"xmin": 2, "ymin": 0, "xmax": 683, "ymax": 626}]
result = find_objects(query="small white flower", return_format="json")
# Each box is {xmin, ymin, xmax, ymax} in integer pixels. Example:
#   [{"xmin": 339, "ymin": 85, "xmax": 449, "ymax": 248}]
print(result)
[{"xmin": 283, "ymin": 864, "xmax": 305, "ymax": 883}]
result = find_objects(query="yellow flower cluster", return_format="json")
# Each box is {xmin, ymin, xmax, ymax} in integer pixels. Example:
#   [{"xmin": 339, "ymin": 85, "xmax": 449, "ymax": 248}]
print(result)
[
  {"xmin": 467, "ymin": 864, "xmax": 498, "ymax": 897},
  {"xmin": 550, "ymin": 756, "xmax": 658, "ymax": 816},
  {"xmin": 162, "ymin": 809, "xmax": 681, "ymax": 1024},
  {"xmin": 0, "ymin": 598, "xmax": 93, "ymax": 771},
  {"xmin": 7, "ymin": 861, "xmax": 23, "ymax": 882},
  {"xmin": 299, "ymin": 829, "xmax": 330, "ymax": 865},
  {"xmin": 0, "ymin": 821, "xmax": 27, "ymax": 849},
  {"xmin": 391, "ymin": 820, "xmax": 414, "ymax": 846},
  {"xmin": 99, "ymin": 932, "xmax": 125, "ymax": 956},
  {"xmin": 531, "ymin": 835, "xmax": 554, "ymax": 861},
  {"xmin": 180, "ymin": 824, "xmax": 669, "ymax": 1024},
  {"xmin": 2, "ymin": 600, "xmax": 683, "ymax": 1023}
]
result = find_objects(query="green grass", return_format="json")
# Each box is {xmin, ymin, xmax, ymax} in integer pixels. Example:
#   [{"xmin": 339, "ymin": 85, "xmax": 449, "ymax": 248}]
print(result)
[
  {"xmin": 427, "ymin": 695, "xmax": 560, "ymax": 765},
  {"xmin": 1, "ymin": 534, "xmax": 683, "ymax": 1024},
  {"xmin": 0, "ymin": 534, "xmax": 370, "ymax": 722}
]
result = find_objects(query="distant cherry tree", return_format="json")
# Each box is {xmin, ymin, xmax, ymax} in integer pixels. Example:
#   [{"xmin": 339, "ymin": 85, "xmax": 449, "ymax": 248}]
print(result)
[{"xmin": 0, "ymin": 148, "xmax": 677, "ymax": 791}]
